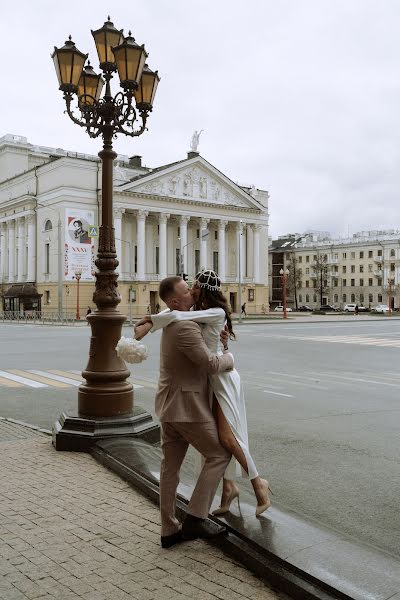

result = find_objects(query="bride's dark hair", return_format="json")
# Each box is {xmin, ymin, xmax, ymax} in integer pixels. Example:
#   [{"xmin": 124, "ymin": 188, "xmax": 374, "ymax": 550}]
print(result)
[{"xmin": 193, "ymin": 270, "xmax": 235, "ymax": 339}]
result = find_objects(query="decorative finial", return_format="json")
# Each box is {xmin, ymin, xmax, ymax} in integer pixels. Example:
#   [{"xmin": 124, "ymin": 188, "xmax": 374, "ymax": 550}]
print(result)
[
  {"xmin": 128, "ymin": 30, "xmax": 132, "ymax": 36},
  {"xmin": 107, "ymin": 15, "xmax": 111, "ymax": 21},
  {"xmin": 68, "ymin": 35, "xmax": 72, "ymax": 41}
]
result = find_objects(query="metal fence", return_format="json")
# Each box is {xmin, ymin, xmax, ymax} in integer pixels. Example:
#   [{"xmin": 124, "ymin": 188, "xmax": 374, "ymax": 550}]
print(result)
[{"xmin": 0, "ymin": 311, "xmax": 83, "ymax": 325}]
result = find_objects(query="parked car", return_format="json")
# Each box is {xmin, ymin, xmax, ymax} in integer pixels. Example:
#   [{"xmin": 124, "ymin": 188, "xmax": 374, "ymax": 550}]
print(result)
[
  {"xmin": 371, "ymin": 304, "xmax": 390, "ymax": 313},
  {"xmin": 297, "ymin": 305, "xmax": 313, "ymax": 312},
  {"xmin": 318, "ymin": 305, "xmax": 337, "ymax": 312},
  {"xmin": 274, "ymin": 306, "xmax": 293, "ymax": 312},
  {"xmin": 344, "ymin": 303, "xmax": 368, "ymax": 312}
]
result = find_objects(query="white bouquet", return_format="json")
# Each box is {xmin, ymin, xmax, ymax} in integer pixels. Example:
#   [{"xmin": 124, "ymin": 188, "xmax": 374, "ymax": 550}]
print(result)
[{"xmin": 116, "ymin": 336, "xmax": 149, "ymax": 364}]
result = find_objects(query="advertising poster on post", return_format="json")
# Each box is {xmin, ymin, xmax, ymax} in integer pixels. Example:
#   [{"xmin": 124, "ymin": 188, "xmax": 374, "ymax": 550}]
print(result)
[{"xmin": 64, "ymin": 208, "xmax": 96, "ymax": 281}]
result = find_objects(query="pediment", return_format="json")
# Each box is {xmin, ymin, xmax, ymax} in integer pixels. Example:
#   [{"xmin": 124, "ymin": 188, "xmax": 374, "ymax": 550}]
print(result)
[{"xmin": 118, "ymin": 156, "xmax": 264, "ymax": 210}]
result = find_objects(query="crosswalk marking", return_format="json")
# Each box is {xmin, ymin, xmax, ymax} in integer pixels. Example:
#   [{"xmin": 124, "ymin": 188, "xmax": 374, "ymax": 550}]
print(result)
[
  {"xmin": 250, "ymin": 333, "xmax": 400, "ymax": 348},
  {"xmin": 0, "ymin": 370, "xmax": 47, "ymax": 388},
  {"xmin": 0, "ymin": 374, "xmax": 22, "ymax": 388},
  {"xmin": 9, "ymin": 369, "xmax": 69, "ymax": 388},
  {"xmin": 29, "ymin": 370, "xmax": 81, "ymax": 386},
  {"xmin": 0, "ymin": 369, "xmax": 147, "ymax": 390}
]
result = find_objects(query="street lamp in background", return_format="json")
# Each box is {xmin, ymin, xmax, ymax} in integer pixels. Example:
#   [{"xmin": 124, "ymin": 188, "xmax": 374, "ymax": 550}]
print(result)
[
  {"xmin": 51, "ymin": 17, "xmax": 160, "ymax": 450},
  {"xmin": 238, "ymin": 221, "xmax": 244, "ymax": 323},
  {"xmin": 73, "ymin": 270, "xmax": 82, "ymax": 319},
  {"xmin": 280, "ymin": 268, "xmax": 290, "ymax": 319}
]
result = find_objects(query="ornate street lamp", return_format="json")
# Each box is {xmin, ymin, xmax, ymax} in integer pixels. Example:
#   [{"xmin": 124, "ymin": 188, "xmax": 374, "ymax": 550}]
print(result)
[
  {"xmin": 280, "ymin": 268, "xmax": 290, "ymax": 319},
  {"xmin": 51, "ymin": 17, "xmax": 160, "ymax": 450},
  {"xmin": 74, "ymin": 270, "xmax": 82, "ymax": 320}
]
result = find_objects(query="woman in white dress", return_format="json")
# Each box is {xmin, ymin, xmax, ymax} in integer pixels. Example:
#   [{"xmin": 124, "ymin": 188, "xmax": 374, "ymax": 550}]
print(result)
[{"xmin": 135, "ymin": 269, "xmax": 272, "ymax": 516}]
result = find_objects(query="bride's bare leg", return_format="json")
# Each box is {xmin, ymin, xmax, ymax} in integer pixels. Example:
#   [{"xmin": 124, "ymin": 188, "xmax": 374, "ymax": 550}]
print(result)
[{"xmin": 215, "ymin": 403, "xmax": 270, "ymax": 507}]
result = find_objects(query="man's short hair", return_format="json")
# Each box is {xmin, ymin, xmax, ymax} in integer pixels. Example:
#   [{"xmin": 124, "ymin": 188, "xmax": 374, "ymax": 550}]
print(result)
[{"xmin": 159, "ymin": 276, "xmax": 182, "ymax": 302}]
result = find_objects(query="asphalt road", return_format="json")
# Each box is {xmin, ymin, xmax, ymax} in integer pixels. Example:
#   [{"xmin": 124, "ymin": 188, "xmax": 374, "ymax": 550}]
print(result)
[{"xmin": 0, "ymin": 318, "xmax": 399, "ymax": 558}]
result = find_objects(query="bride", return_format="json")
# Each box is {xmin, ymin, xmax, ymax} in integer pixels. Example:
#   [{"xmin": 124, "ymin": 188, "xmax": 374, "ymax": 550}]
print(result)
[{"xmin": 135, "ymin": 269, "xmax": 272, "ymax": 516}]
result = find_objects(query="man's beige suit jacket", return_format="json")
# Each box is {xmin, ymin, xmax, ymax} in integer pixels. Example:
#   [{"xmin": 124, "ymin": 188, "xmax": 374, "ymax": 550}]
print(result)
[{"xmin": 155, "ymin": 320, "xmax": 234, "ymax": 422}]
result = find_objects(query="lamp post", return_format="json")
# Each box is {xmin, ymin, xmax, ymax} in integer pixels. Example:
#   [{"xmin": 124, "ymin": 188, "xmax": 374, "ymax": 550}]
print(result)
[
  {"xmin": 280, "ymin": 267, "xmax": 290, "ymax": 319},
  {"xmin": 51, "ymin": 17, "xmax": 160, "ymax": 450},
  {"xmin": 74, "ymin": 270, "xmax": 82, "ymax": 319}
]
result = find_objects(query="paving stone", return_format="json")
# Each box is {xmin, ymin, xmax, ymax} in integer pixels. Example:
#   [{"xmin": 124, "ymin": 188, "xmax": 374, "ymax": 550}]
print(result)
[{"xmin": 0, "ymin": 422, "xmax": 286, "ymax": 600}]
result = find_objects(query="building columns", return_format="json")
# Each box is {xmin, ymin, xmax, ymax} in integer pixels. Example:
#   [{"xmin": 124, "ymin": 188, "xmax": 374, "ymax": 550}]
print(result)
[
  {"xmin": 8, "ymin": 220, "xmax": 15, "ymax": 283},
  {"xmin": 200, "ymin": 218, "xmax": 210, "ymax": 271},
  {"xmin": 253, "ymin": 224, "xmax": 261, "ymax": 284},
  {"xmin": 113, "ymin": 207, "xmax": 124, "ymax": 273},
  {"xmin": 0, "ymin": 223, "xmax": 7, "ymax": 282},
  {"xmin": 26, "ymin": 215, "xmax": 36, "ymax": 282},
  {"xmin": 179, "ymin": 216, "xmax": 190, "ymax": 274},
  {"xmin": 17, "ymin": 217, "xmax": 25, "ymax": 282},
  {"xmin": 136, "ymin": 210, "xmax": 148, "ymax": 280},
  {"xmin": 159, "ymin": 213, "xmax": 169, "ymax": 279},
  {"xmin": 218, "ymin": 220, "xmax": 228, "ymax": 282}
]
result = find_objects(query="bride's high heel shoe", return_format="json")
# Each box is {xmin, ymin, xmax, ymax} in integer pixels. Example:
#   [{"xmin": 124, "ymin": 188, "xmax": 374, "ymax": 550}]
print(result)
[
  {"xmin": 255, "ymin": 479, "xmax": 273, "ymax": 517},
  {"xmin": 212, "ymin": 485, "xmax": 240, "ymax": 515}
]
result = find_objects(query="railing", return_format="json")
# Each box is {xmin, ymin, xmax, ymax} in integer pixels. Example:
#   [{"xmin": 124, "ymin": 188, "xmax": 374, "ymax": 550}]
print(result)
[{"xmin": 0, "ymin": 311, "xmax": 84, "ymax": 325}]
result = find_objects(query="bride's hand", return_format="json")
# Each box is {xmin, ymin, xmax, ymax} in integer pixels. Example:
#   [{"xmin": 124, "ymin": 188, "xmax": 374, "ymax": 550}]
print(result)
[{"xmin": 134, "ymin": 322, "xmax": 152, "ymax": 340}]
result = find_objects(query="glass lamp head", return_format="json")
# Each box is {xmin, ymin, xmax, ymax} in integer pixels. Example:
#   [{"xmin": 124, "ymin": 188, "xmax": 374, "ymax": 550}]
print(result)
[
  {"xmin": 112, "ymin": 32, "xmax": 148, "ymax": 91},
  {"xmin": 52, "ymin": 36, "xmax": 87, "ymax": 93},
  {"xmin": 91, "ymin": 17, "xmax": 124, "ymax": 72},
  {"xmin": 134, "ymin": 63, "xmax": 160, "ymax": 111},
  {"xmin": 77, "ymin": 62, "xmax": 104, "ymax": 106}
]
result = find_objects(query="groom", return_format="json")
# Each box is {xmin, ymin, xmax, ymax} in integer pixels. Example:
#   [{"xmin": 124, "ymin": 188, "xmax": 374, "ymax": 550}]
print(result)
[{"xmin": 135, "ymin": 276, "xmax": 233, "ymax": 548}]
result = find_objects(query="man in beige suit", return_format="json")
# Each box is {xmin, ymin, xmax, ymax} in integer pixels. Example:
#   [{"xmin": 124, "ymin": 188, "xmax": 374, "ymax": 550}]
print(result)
[{"xmin": 136, "ymin": 276, "xmax": 233, "ymax": 548}]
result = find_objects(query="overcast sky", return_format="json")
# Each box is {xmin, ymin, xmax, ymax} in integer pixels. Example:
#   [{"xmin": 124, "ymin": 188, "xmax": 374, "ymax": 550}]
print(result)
[{"xmin": 3, "ymin": 1, "xmax": 400, "ymax": 238}]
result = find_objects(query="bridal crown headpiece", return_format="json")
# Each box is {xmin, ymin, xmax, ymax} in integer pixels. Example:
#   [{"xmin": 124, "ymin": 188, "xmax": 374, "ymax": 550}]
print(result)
[{"xmin": 194, "ymin": 269, "xmax": 221, "ymax": 291}]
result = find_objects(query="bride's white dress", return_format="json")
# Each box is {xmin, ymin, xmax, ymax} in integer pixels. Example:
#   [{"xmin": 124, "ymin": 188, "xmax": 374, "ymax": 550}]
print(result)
[{"xmin": 151, "ymin": 307, "xmax": 259, "ymax": 480}]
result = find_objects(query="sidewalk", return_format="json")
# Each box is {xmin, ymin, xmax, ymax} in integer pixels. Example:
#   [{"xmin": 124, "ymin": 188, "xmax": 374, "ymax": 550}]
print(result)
[{"xmin": 0, "ymin": 419, "xmax": 288, "ymax": 600}]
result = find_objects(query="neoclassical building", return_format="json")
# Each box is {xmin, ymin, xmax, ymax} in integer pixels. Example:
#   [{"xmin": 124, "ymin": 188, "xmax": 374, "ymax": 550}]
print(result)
[{"xmin": 0, "ymin": 134, "xmax": 269, "ymax": 316}]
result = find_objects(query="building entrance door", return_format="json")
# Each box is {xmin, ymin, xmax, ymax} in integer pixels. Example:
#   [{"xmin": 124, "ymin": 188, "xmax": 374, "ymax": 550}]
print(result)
[
  {"xmin": 230, "ymin": 292, "xmax": 236, "ymax": 313},
  {"xmin": 150, "ymin": 291, "xmax": 157, "ymax": 314}
]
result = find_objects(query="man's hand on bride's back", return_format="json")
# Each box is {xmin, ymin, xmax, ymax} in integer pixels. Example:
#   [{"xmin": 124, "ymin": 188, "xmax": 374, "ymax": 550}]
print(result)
[
  {"xmin": 134, "ymin": 322, "xmax": 152, "ymax": 340},
  {"xmin": 220, "ymin": 327, "xmax": 229, "ymax": 351}
]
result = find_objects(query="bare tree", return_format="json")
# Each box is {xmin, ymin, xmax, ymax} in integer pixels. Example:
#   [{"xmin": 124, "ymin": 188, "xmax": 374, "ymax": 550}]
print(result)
[
  {"xmin": 312, "ymin": 252, "xmax": 329, "ymax": 306},
  {"xmin": 286, "ymin": 255, "xmax": 302, "ymax": 309}
]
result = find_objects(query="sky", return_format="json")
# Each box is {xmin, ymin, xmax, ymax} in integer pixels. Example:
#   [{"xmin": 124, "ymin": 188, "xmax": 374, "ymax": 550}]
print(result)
[{"xmin": 3, "ymin": 1, "xmax": 400, "ymax": 238}]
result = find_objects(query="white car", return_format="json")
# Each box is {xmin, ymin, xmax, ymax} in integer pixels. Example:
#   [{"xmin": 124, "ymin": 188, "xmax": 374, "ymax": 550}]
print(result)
[
  {"xmin": 344, "ymin": 303, "xmax": 357, "ymax": 312},
  {"xmin": 371, "ymin": 304, "xmax": 390, "ymax": 313},
  {"xmin": 274, "ymin": 306, "xmax": 293, "ymax": 312}
]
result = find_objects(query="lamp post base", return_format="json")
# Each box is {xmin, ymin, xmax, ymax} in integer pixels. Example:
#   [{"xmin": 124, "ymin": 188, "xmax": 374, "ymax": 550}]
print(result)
[{"xmin": 52, "ymin": 406, "xmax": 160, "ymax": 451}]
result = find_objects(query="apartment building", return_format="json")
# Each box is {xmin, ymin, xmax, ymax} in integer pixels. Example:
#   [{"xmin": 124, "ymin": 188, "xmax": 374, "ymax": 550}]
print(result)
[{"xmin": 269, "ymin": 230, "xmax": 400, "ymax": 310}]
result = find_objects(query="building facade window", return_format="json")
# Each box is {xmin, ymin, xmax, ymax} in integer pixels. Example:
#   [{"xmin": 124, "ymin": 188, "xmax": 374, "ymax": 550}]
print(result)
[
  {"xmin": 351, "ymin": 252, "xmax": 355, "ymax": 259},
  {"xmin": 351, "ymin": 265, "xmax": 355, "ymax": 273},
  {"xmin": 360, "ymin": 265, "xmax": 364, "ymax": 273},
  {"xmin": 248, "ymin": 289, "xmax": 255, "ymax": 302},
  {"xmin": 334, "ymin": 294, "xmax": 338, "ymax": 303},
  {"xmin": 195, "ymin": 249, "xmax": 200, "ymax": 274},
  {"xmin": 360, "ymin": 293, "xmax": 364, "ymax": 303},
  {"xmin": 155, "ymin": 247, "xmax": 159, "ymax": 274},
  {"xmin": 44, "ymin": 220, "xmax": 52, "ymax": 231},
  {"xmin": 298, "ymin": 256, "xmax": 302, "ymax": 263},
  {"xmin": 44, "ymin": 243, "xmax": 50, "ymax": 273},
  {"xmin": 299, "ymin": 294, "xmax": 303, "ymax": 302},
  {"xmin": 368, "ymin": 264, "xmax": 373, "ymax": 272},
  {"xmin": 368, "ymin": 250, "xmax": 373, "ymax": 258},
  {"xmin": 368, "ymin": 278, "xmax": 373, "ymax": 286},
  {"xmin": 377, "ymin": 249, "xmax": 382, "ymax": 256},
  {"xmin": 359, "ymin": 251, "xmax": 364, "ymax": 259},
  {"xmin": 45, "ymin": 290, "xmax": 51, "ymax": 304},
  {"xmin": 306, "ymin": 267, "xmax": 309, "ymax": 274},
  {"xmin": 343, "ymin": 278, "xmax": 347, "ymax": 287},
  {"xmin": 343, "ymin": 294, "xmax": 346, "ymax": 302},
  {"xmin": 377, "ymin": 278, "xmax": 382, "ymax": 286},
  {"xmin": 351, "ymin": 294, "xmax": 355, "ymax": 302},
  {"xmin": 176, "ymin": 248, "xmax": 180, "ymax": 274},
  {"xmin": 342, "ymin": 265, "xmax": 346, "ymax": 273},
  {"xmin": 391, "ymin": 263, "xmax": 395, "ymax": 271},
  {"xmin": 378, "ymin": 294, "xmax": 383, "ymax": 302},
  {"xmin": 351, "ymin": 279, "xmax": 355, "ymax": 286},
  {"xmin": 359, "ymin": 278, "xmax": 364, "ymax": 286},
  {"xmin": 369, "ymin": 293, "xmax": 373, "ymax": 303},
  {"xmin": 313, "ymin": 294, "xmax": 317, "ymax": 303},
  {"xmin": 306, "ymin": 255, "xmax": 309, "ymax": 263},
  {"xmin": 390, "ymin": 249, "xmax": 395, "ymax": 257},
  {"xmin": 306, "ymin": 280, "xmax": 309, "ymax": 288},
  {"xmin": 343, "ymin": 252, "xmax": 347, "ymax": 259},
  {"xmin": 306, "ymin": 294, "xmax": 309, "ymax": 302}
]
